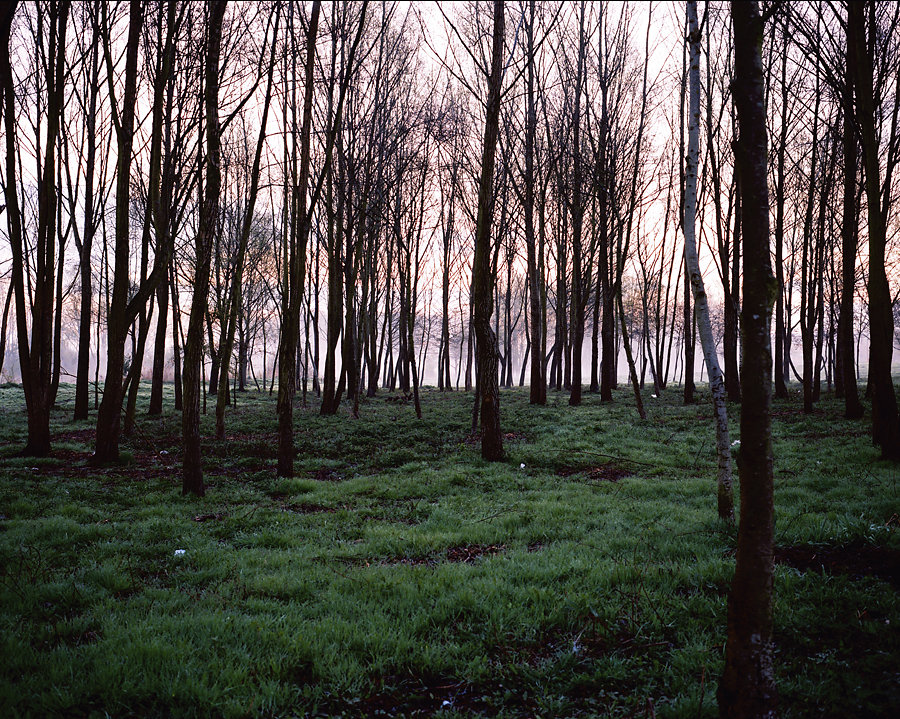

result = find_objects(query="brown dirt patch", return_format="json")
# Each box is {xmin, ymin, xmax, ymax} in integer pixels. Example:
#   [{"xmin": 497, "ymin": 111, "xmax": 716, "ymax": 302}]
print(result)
[
  {"xmin": 52, "ymin": 429, "xmax": 95, "ymax": 444},
  {"xmin": 556, "ymin": 463, "xmax": 631, "ymax": 483},
  {"xmin": 774, "ymin": 542, "xmax": 900, "ymax": 588},
  {"xmin": 379, "ymin": 543, "xmax": 509, "ymax": 568},
  {"xmin": 312, "ymin": 467, "xmax": 343, "ymax": 482},
  {"xmin": 445, "ymin": 543, "xmax": 507, "ymax": 563}
]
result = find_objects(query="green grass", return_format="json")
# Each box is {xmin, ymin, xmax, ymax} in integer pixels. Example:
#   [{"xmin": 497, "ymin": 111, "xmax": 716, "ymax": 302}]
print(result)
[{"xmin": 0, "ymin": 381, "xmax": 897, "ymax": 717}]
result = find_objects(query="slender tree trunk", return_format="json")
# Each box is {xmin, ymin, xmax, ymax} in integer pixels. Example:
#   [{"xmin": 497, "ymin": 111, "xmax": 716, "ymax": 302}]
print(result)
[
  {"xmin": 1, "ymin": 0, "xmax": 70, "ymax": 456},
  {"xmin": 75, "ymin": 14, "xmax": 100, "ymax": 421},
  {"xmin": 568, "ymin": 2, "xmax": 587, "ymax": 407},
  {"xmin": 182, "ymin": 0, "xmax": 227, "ymax": 496},
  {"xmin": 838, "ymin": 34, "xmax": 863, "ymax": 419},
  {"xmin": 472, "ymin": 0, "xmax": 505, "ymax": 461},
  {"xmin": 851, "ymin": 1, "xmax": 900, "ymax": 458},
  {"xmin": 278, "ymin": 0, "xmax": 321, "ymax": 474},
  {"xmin": 685, "ymin": 1, "xmax": 733, "ymax": 522},
  {"xmin": 719, "ymin": 3, "xmax": 778, "ymax": 715}
]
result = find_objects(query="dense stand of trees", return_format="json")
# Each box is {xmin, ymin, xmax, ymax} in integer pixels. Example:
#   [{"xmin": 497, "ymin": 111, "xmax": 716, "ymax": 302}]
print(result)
[{"xmin": 2, "ymin": 1, "xmax": 900, "ymax": 713}]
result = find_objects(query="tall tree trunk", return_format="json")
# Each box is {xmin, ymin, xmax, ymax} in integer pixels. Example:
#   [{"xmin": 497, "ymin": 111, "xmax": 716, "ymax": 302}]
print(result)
[
  {"xmin": 75, "ymin": 10, "xmax": 100, "ymax": 421},
  {"xmin": 852, "ymin": 2, "xmax": 900, "ymax": 458},
  {"xmin": 838, "ymin": 33, "xmax": 863, "ymax": 419},
  {"xmin": 1, "ymin": 0, "xmax": 70, "ymax": 456},
  {"xmin": 800, "ymin": 50, "xmax": 821, "ymax": 415},
  {"xmin": 568, "ymin": 2, "xmax": 587, "ymax": 407},
  {"xmin": 524, "ymin": 0, "xmax": 544, "ymax": 404},
  {"xmin": 719, "ymin": 3, "xmax": 778, "ymax": 715},
  {"xmin": 95, "ymin": 0, "xmax": 172, "ymax": 462},
  {"xmin": 472, "ymin": 0, "xmax": 505, "ymax": 461},
  {"xmin": 278, "ymin": 0, "xmax": 321, "ymax": 474},
  {"xmin": 773, "ymin": 18, "xmax": 789, "ymax": 399},
  {"xmin": 685, "ymin": 1, "xmax": 733, "ymax": 522},
  {"xmin": 182, "ymin": 0, "xmax": 227, "ymax": 496}
]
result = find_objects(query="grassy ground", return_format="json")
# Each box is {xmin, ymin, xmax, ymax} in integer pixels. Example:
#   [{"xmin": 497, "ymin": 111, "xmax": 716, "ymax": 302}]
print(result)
[{"xmin": 0, "ymin": 381, "xmax": 897, "ymax": 718}]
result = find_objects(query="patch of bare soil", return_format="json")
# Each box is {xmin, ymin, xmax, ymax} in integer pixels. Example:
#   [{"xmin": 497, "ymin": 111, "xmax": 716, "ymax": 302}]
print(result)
[
  {"xmin": 379, "ymin": 543, "xmax": 510, "ymax": 568},
  {"xmin": 312, "ymin": 467, "xmax": 342, "ymax": 482},
  {"xmin": 52, "ymin": 429, "xmax": 95, "ymax": 444},
  {"xmin": 556, "ymin": 463, "xmax": 632, "ymax": 483},
  {"xmin": 445, "ymin": 543, "xmax": 507, "ymax": 563},
  {"xmin": 774, "ymin": 542, "xmax": 900, "ymax": 588}
]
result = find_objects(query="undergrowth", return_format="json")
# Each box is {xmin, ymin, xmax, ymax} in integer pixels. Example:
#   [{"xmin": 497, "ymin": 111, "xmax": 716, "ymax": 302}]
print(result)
[{"xmin": 0, "ymin": 382, "xmax": 897, "ymax": 717}]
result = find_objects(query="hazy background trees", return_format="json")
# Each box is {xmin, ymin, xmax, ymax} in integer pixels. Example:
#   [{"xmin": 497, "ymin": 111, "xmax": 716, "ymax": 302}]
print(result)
[{"xmin": 1, "ymin": 0, "xmax": 898, "ymax": 467}]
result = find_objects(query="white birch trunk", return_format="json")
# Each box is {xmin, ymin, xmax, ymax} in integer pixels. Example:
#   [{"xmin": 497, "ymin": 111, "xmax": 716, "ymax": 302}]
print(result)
[{"xmin": 685, "ymin": 0, "xmax": 734, "ymax": 522}]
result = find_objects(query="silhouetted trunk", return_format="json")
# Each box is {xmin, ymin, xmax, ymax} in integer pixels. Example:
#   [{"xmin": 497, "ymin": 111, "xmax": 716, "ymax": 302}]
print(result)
[
  {"xmin": 74, "ymin": 11, "xmax": 100, "ymax": 421},
  {"xmin": 568, "ymin": 2, "xmax": 587, "ymax": 407},
  {"xmin": 472, "ymin": 0, "xmax": 504, "ymax": 461},
  {"xmin": 850, "ymin": 1, "xmax": 900, "ymax": 459},
  {"xmin": 800, "ymin": 50, "xmax": 821, "ymax": 415},
  {"xmin": 838, "ymin": 33, "xmax": 863, "ymax": 419},
  {"xmin": 523, "ymin": 0, "xmax": 544, "ymax": 404},
  {"xmin": 182, "ymin": 0, "xmax": 227, "ymax": 496},
  {"xmin": 719, "ymin": 3, "xmax": 778, "ymax": 715},
  {"xmin": 278, "ymin": 0, "xmax": 320, "ymax": 474},
  {"xmin": 1, "ymin": 0, "xmax": 70, "ymax": 456},
  {"xmin": 95, "ymin": 0, "xmax": 172, "ymax": 462},
  {"xmin": 773, "ymin": 17, "xmax": 789, "ymax": 400}
]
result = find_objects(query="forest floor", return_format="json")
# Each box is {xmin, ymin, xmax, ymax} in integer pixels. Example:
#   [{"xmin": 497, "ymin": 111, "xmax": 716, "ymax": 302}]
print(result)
[{"xmin": 0, "ymin": 381, "xmax": 898, "ymax": 718}]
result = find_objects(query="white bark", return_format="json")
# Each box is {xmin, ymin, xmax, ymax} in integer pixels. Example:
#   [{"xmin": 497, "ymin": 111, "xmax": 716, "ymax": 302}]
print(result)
[{"xmin": 685, "ymin": 0, "xmax": 734, "ymax": 522}]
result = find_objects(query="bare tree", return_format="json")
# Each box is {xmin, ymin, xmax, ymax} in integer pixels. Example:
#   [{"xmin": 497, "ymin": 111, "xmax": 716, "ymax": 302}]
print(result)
[
  {"xmin": 850, "ymin": 1, "xmax": 900, "ymax": 459},
  {"xmin": 471, "ymin": 0, "xmax": 505, "ymax": 461},
  {"xmin": 0, "ymin": 0, "xmax": 71, "ymax": 456},
  {"xmin": 182, "ymin": 0, "xmax": 228, "ymax": 496},
  {"xmin": 719, "ymin": 1, "xmax": 778, "ymax": 714},
  {"xmin": 684, "ymin": 0, "xmax": 733, "ymax": 522}
]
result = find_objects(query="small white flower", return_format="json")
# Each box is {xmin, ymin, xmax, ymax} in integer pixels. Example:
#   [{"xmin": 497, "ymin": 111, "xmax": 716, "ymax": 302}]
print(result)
[
  {"xmin": 520, "ymin": 463, "xmax": 526, "ymax": 469},
  {"xmin": 731, "ymin": 440, "xmax": 741, "ymax": 447},
  {"xmin": 650, "ymin": 394, "xmax": 657, "ymax": 398},
  {"xmin": 174, "ymin": 549, "xmax": 186, "ymax": 557}
]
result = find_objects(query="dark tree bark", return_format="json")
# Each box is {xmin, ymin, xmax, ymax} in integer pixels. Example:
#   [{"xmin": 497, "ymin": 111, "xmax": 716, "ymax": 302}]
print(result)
[
  {"xmin": 838, "ymin": 31, "xmax": 863, "ymax": 419},
  {"xmin": 524, "ymin": 0, "xmax": 545, "ymax": 405},
  {"xmin": 568, "ymin": 2, "xmax": 587, "ymax": 407},
  {"xmin": 719, "ymin": 2, "xmax": 778, "ymax": 716},
  {"xmin": 182, "ymin": 0, "xmax": 227, "ymax": 496},
  {"xmin": 472, "ymin": 0, "xmax": 505, "ymax": 461},
  {"xmin": 1, "ymin": 0, "xmax": 71, "ymax": 456},
  {"xmin": 773, "ymin": 15, "xmax": 789, "ymax": 399},
  {"xmin": 92, "ymin": 0, "xmax": 144, "ymax": 464},
  {"xmin": 278, "ymin": 0, "xmax": 321, "ymax": 474},
  {"xmin": 74, "ymin": 3, "xmax": 101, "ymax": 421},
  {"xmin": 850, "ymin": 1, "xmax": 900, "ymax": 458},
  {"xmin": 799, "ymin": 49, "xmax": 821, "ymax": 415}
]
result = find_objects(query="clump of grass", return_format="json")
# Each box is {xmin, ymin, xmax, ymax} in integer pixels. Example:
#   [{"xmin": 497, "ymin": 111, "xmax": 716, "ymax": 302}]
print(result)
[{"xmin": 0, "ymin": 381, "xmax": 897, "ymax": 717}]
